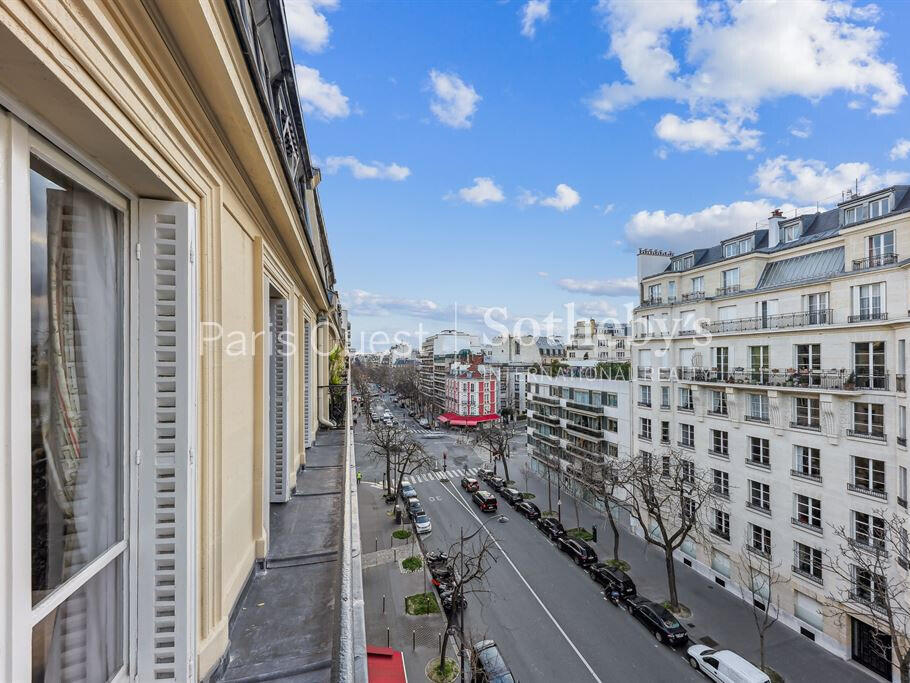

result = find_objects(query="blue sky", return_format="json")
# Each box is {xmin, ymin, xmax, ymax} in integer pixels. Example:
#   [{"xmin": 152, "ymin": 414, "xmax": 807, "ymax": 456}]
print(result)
[{"xmin": 287, "ymin": 0, "xmax": 910, "ymax": 351}]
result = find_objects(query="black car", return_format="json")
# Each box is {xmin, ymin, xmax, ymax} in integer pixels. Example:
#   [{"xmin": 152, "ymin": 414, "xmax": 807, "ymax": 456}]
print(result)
[
  {"xmin": 500, "ymin": 487, "xmax": 523, "ymax": 506},
  {"xmin": 626, "ymin": 596, "xmax": 689, "ymax": 646},
  {"xmin": 461, "ymin": 477, "xmax": 480, "ymax": 493},
  {"xmin": 535, "ymin": 516, "xmax": 565, "ymax": 540},
  {"xmin": 555, "ymin": 537, "xmax": 598, "ymax": 566},
  {"xmin": 472, "ymin": 640, "xmax": 515, "ymax": 683},
  {"xmin": 472, "ymin": 490, "xmax": 498, "ymax": 512},
  {"xmin": 477, "ymin": 467, "xmax": 495, "ymax": 481},
  {"xmin": 488, "ymin": 476, "xmax": 506, "ymax": 492},
  {"xmin": 515, "ymin": 501, "xmax": 541, "ymax": 520},
  {"xmin": 407, "ymin": 499, "xmax": 424, "ymax": 519},
  {"xmin": 588, "ymin": 563, "xmax": 637, "ymax": 598}
]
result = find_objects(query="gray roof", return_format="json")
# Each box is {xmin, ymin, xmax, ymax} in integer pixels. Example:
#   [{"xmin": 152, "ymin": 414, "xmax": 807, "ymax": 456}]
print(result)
[
  {"xmin": 756, "ymin": 246, "xmax": 844, "ymax": 289},
  {"xmin": 535, "ymin": 336, "xmax": 565, "ymax": 350}
]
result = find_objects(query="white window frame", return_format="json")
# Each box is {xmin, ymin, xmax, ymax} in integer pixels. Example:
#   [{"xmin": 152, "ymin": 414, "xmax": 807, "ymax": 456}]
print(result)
[{"xmin": 691, "ymin": 276, "xmax": 704, "ymax": 293}]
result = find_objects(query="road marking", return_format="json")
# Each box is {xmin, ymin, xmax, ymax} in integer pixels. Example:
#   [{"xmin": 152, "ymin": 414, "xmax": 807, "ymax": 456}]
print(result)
[{"xmin": 438, "ymin": 481, "xmax": 604, "ymax": 683}]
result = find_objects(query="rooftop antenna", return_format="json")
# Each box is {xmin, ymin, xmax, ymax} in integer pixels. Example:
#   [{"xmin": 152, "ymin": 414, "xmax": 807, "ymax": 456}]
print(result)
[{"xmin": 856, "ymin": 178, "xmax": 859, "ymax": 196}]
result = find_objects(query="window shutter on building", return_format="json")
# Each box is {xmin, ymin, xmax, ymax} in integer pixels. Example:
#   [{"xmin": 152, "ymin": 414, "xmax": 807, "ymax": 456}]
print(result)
[
  {"xmin": 269, "ymin": 298, "xmax": 290, "ymax": 503},
  {"xmin": 137, "ymin": 199, "xmax": 196, "ymax": 682},
  {"xmin": 304, "ymin": 319, "xmax": 312, "ymax": 446}
]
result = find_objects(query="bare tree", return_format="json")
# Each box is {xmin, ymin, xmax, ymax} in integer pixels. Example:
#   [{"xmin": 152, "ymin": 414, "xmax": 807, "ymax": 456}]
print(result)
[
  {"xmin": 390, "ymin": 434, "xmax": 433, "ymax": 497},
  {"xmin": 368, "ymin": 423, "xmax": 407, "ymax": 496},
  {"xmin": 737, "ymin": 543, "xmax": 784, "ymax": 672},
  {"xmin": 520, "ymin": 461, "xmax": 532, "ymax": 494},
  {"xmin": 601, "ymin": 460, "xmax": 623, "ymax": 563},
  {"xmin": 825, "ymin": 510, "xmax": 910, "ymax": 683},
  {"xmin": 351, "ymin": 365, "xmax": 372, "ymax": 430},
  {"xmin": 614, "ymin": 446, "xmax": 720, "ymax": 610},
  {"xmin": 472, "ymin": 421, "xmax": 517, "ymax": 483}
]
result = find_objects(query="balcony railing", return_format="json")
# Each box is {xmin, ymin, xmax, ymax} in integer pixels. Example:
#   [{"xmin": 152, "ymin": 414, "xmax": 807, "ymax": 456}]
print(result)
[
  {"xmin": 708, "ymin": 449, "xmax": 729, "ymax": 460},
  {"xmin": 791, "ymin": 517, "xmax": 823, "ymax": 534},
  {"xmin": 640, "ymin": 296, "xmax": 663, "ymax": 308},
  {"xmin": 848, "ymin": 311, "xmax": 888, "ymax": 323},
  {"xmin": 530, "ymin": 394, "xmax": 561, "ymax": 406},
  {"xmin": 744, "ymin": 414, "xmax": 770, "ymax": 424},
  {"xmin": 681, "ymin": 291, "xmax": 705, "ymax": 302},
  {"xmin": 897, "ymin": 375, "xmax": 906, "ymax": 393},
  {"xmin": 678, "ymin": 367, "xmax": 889, "ymax": 392},
  {"xmin": 716, "ymin": 284, "xmax": 741, "ymax": 296},
  {"xmin": 566, "ymin": 442, "xmax": 604, "ymax": 464},
  {"xmin": 846, "ymin": 429, "xmax": 886, "ymax": 442},
  {"xmin": 745, "ymin": 457, "xmax": 771, "ymax": 471},
  {"xmin": 852, "ymin": 253, "xmax": 899, "ymax": 271},
  {"xmin": 710, "ymin": 527, "xmax": 730, "ymax": 541},
  {"xmin": 746, "ymin": 501, "xmax": 772, "ymax": 516},
  {"xmin": 565, "ymin": 400, "xmax": 602, "ymax": 416},
  {"xmin": 531, "ymin": 412, "xmax": 560, "ymax": 427},
  {"xmin": 706, "ymin": 409, "xmax": 728, "ymax": 417},
  {"xmin": 847, "ymin": 483, "xmax": 887, "ymax": 500},
  {"xmin": 790, "ymin": 421, "xmax": 821, "ymax": 432},
  {"xmin": 791, "ymin": 565, "xmax": 824, "ymax": 586},
  {"xmin": 706, "ymin": 309, "xmax": 833, "ymax": 334},
  {"xmin": 533, "ymin": 430, "xmax": 560, "ymax": 446},
  {"xmin": 677, "ymin": 440, "xmax": 695, "ymax": 450},
  {"xmin": 565, "ymin": 422, "xmax": 604, "ymax": 440},
  {"xmin": 791, "ymin": 469, "xmax": 822, "ymax": 484},
  {"xmin": 712, "ymin": 485, "xmax": 730, "ymax": 500},
  {"xmin": 849, "ymin": 537, "xmax": 888, "ymax": 558}
]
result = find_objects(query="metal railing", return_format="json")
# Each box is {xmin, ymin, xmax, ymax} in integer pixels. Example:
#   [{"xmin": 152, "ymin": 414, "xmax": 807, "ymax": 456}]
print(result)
[
  {"xmin": 791, "ymin": 517, "xmax": 823, "ymax": 534},
  {"xmin": 706, "ymin": 309, "xmax": 833, "ymax": 334},
  {"xmin": 746, "ymin": 457, "xmax": 771, "ymax": 470},
  {"xmin": 791, "ymin": 565, "xmax": 824, "ymax": 586},
  {"xmin": 746, "ymin": 501, "xmax": 772, "ymax": 516},
  {"xmin": 846, "ymin": 429, "xmax": 887, "ymax": 442},
  {"xmin": 640, "ymin": 296, "xmax": 663, "ymax": 308},
  {"xmin": 716, "ymin": 284, "xmax": 741, "ymax": 296},
  {"xmin": 791, "ymin": 420, "xmax": 821, "ymax": 431},
  {"xmin": 849, "ymin": 536, "xmax": 889, "ymax": 557},
  {"xmin": 848, "ymin": 311, "xmax": 888, "ymax": 323},
  {"xmin": 711, "ymin": 527, "xmax": 730, "ymax": 541},
  {"xmin": 847, "ymin": 483, "xmax": 887, "ymax": 500},
  {"xmin": 565, "ymin": 422, "xmax": 604, "ymax": 440},
  {"xmin": 791, "ymin": 469, "xmax": 822, "ymax": 484},
  {"xmin": 681, "ymin": 291, "xmax": 705, "ymax": 302},
  {"xmin": 852, "ymin": 253, "xmax": 899, "ymax": 271},
  {"xmin": 678, "ymin": 366, "xmax": 889, "ymax": 391}
]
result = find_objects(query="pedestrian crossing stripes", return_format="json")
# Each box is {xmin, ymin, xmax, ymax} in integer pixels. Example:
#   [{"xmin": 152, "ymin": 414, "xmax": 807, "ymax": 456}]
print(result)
[{"xmin": 409, "ymin": 467, "xmax": 479, "ymax": 483}]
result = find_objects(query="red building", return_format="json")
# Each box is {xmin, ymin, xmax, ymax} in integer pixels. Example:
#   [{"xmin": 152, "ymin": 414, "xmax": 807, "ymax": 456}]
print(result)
[{"xmin": 438, "ymin": 356, "xmax": 500, "ymax": 427}]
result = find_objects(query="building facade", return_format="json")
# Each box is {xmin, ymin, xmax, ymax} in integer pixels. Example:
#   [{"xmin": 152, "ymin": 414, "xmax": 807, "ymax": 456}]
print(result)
[
  {"xmin": 565, "ymin": 319, "xmax": 630, "ymax": 365},
  {"xmin": 632, "ymin": 189, "xmax": 910, "ymax": 680},
  {"xmin": 438, "ymin": 357, "xmax": 500, "ymax": 427},
  {"xmin": 418, "ymin": 330, "xmax": 481, "ymax": 416},
  {"xmin": 489, "ymin": 335, "xmax": 565, "ymax": 418},
  {"xmin": 0, "ymin": 1, "xmax": 359, "ymax": 681}
]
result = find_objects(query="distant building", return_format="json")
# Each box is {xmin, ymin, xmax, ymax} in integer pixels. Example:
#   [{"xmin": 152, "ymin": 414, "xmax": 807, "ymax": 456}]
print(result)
[
  {"xmin": 489, "ymin": 335, "xmax": 566, "ymax": 418},
  {"xmin": 565, "ymin": 318, "xmax": 630, "ymax": 366},
  {"xmin": 418, "ymin": 330, "xmax": 482, "ymax": 415},
  {"xmin": 439, "ymin": 356, "xmax": 500, "ymax": 427}
]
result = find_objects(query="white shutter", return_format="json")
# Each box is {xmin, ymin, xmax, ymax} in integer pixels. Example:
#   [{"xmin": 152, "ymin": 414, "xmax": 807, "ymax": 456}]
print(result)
[
  {"xmin": 137, "ymin": 200, "xmax": 196, "ymax": 682},
  {"xmin": 879, "ymin": 281, "xmax": 887, "ymax": 316},
  {"xmin": 269, "ymin": 298, "xmax": 290, "ymax": 502},
  {"xmin": 304, "ymin": 319, "xmax": 312, "ymax": 446},
  {"xmin": 851, "ymin": 286, "xmax": 860, "ymax": 317}
]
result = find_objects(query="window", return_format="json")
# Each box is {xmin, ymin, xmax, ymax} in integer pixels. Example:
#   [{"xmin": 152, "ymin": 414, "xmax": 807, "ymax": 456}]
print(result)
[
  {"xmin": 606, "ymin": 417, "xmax": 618, "ymax": 432},
  {"xmin": 853, "ymin": 511, "xmax": 886, "ymax": 551},
  {"xmin": 748, "ymin": 394, "xmax": 769, "ymax": 422},
  {"xmin": 711, "ymin": 391, "xmax": 727, "ymax": 415},
  {"xmin": 794, "ymin": 397, "xmax": 820, "ymax": 429},
  {"xmin": 900, "ymin": 466, "xmax": 908, "ymax": 503},
  {"xmin": 796, "ymin": 344, "xmax": 821, "ymax": 372},
  {"xmin": 29, "ymin": 154, "xmax": 129, "ymax": 680},
  {"xmin": 724, "ymin": 236, "xmax": 753, "ymax": 258},
  {"xmin": 854, "ymin": 341, "xmax": 886, "ymax": 389},
  {"xmin": 648, "ymin": 283, "xmax": 662, "ymax": 301},
  {"xmin": 711, "ymin": 429, "xmax": 729, "ymax": 455},
  {"xmin": 722, "ymin": 268, "xmax": 740, "ymax": 290},
  {"xmin": 713, "ymin": 509, "xmax": 730, "ymax": 539},
  {"xmin": 691, "ymin": 276, "xmax": 704, "ymax": 293},
  {"xmin": 682, "ymin": 459, "xmax": 695, "ymax": 484},
  {"xmin": 844, "ymin": 204, "xmax": 866, "ymax": 225},
  {"xmin": 603, "ymin": 392, "xmax": 618, "ymax": 407},
  {"xmin": 749, "ymin": 437, "xmax": 770, "ymax": 466},
  {"xmin": 713, "ymin": 347, "xmax": 729, "ymax": 375},
  {"xmin": 673, "ymin": 254, "xmax": 694, "ymax": 271},
  {"xmin": 852, "ymin": 403, "xmax": 884, "ymax": 437},
  {"xmin": 641, "ymin": 450, "xmax": 652, "ymax": 470},
  {"xmin": 794, "ymin": 446, "xmax": 820, "ymax": 479},
  {"xmin": 679, "ymin": 387, "xmax": 693, "ymax": 411},
  {"xmin": 661, "ymin": 455, "xmax": 671, "ymax": 477},
  {"xmin": 639, "ymin": 384, "xmax": 652, "ymax": 407},
  {"xmin": 679, "ymin": 423, "xmax": 695, "ymax": 448},
  {"xmin": 781, "ymin": 222, "xmax": 802, "ymax": 242},
  {"xmin": 668, "ymin": 281, "xmax": 677, "ymax": 300},
  {"xmin": 661, "ymin": 420, "xmax": 670, "ymax": 444},
  {"xmin": 750, "ymin": 523, "xmax": 772, "ymax": 556},
  {"xmin": 852, "ymin": 457, "xmax": 886, "ymax": 494},
  {"xmin": 660, "ymin": 386, "xmax": 670, "ymax": 409},
  {"xmin": 795, "ymin": 494, "xmax": 821, "ymax": 528},
  {"xmin": 794, "ymin": 542, "xmax": 823, "ymax": 581},
  {"xmin": 853, "ymin": 566, "xmax": 886, "ymax": 607},
  {"xmin": 868, "ymin": 230, "xmax": 895, "ymax": 258},
  {"xmin": 749, "ymin": 480, "xmax": 771, "ymax": 511},
  {"xmin": 749, "ymin": 345, "xmax": 769, "ymax": 371},
  {"xmin": 683, "ymin": 496, "xmax": 697, "ymax": 521},
  {"xmin": 854, "ymin": 284, "xmax": 884, "ymax": 321},
  {"xmin": 868, "ymin": 197, "xmax": 891, "ymax": 219},
  {"xmin": 639, "ymin": 417, "xmax": 652, "ymax": 441},
  {"xmin": 713, "ymin": 469, "xmax": 729, "ymax": 498},
  {"xmin": 804, "ymin": 292, "xmax": 829, "ymax": 323}
]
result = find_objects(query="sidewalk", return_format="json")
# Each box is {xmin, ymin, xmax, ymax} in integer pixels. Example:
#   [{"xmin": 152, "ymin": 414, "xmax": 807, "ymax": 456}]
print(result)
[{"xmin": 511, "ymin": 449, "xmax": 874, "ymax": 683}]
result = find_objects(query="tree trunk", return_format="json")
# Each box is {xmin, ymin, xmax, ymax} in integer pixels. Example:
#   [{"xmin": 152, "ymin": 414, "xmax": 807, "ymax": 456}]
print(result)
[
  {"xmin": 900, "ymin": 657, "xmax": 909, "ymax": 683},
  {"xmin": 439, "ymin": 607, "xmax": 457, "ymax": 674},
  {"xmin": 501, "ymin": 455, "xmax": 511, "ymax": 484},
  {"xmin": 547, "ymin": 467, "xmax": 552, "ymax": 512},
  {"xmin": 605, "ymin": 500, "xmax": 621, "ymax": 561},
  {"xmin": 759, "ymin": 631, "xmax": 765, "ymax": 671},
  {"xmin": 664, "ymin": 547, "xmax": 679, "ymax": 609},
  {"xmin": 386, "ymin": 456, "xmax": 392, "ymax": 496}
]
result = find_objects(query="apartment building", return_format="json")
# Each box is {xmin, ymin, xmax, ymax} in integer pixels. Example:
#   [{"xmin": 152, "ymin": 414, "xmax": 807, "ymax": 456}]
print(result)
[
  {"xmin": 438, "ymin": 357, "xmax": 500, "ymax": 427},
  {"xmin": 0, "ymin": 1, "xmax": 360, "ymax": 681},
  {"xmin": 632, "ymin": 188, "xmax": 910, "ymax": 680},
  {"xmin": 489, "ymin": 335, "xmax": 565, "ymax": 417},
  {"xmin": 418, "ymin": 330, "xmax": 481, "ymax": 416},
  {"xmin": 565, "ymin": 318, "xmax": 630, "ymax": 365},
  {"xmin": 527, "ymin": 371, "xmax": 633, "ymax": 510}
]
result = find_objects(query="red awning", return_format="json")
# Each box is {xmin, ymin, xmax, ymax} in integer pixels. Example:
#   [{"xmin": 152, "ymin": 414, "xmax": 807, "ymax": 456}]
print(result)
[
  {"xmin": 438, "ymin": 412, "xmax": 500, "ymax": 427},
  {"xmin": 367, "ymin": 646, "xmax": 406, "ymax": 683}
]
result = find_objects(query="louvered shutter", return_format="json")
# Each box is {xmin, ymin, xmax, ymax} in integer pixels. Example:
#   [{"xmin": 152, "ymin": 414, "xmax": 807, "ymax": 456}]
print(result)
[
  {"xmin": 269, "ymin": 298, "xmax": 290, "ymax": 502},
  {"xmin": 304, "ymin": 319, "xmax": 312, "ymax": 446},
  {"xmin": 137, "ymin": 200, "xmax": 196, "ymax": 682}
]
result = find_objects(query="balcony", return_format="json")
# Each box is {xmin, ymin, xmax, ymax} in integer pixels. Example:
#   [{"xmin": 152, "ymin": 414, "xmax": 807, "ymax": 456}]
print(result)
[
  {"xmin": 746, "ymin": 545, "xmax": 771, "ymax": 561},
  {"xmin": 847, "ymin": 483, "xmax": 887, "ymax": 500},
  {"xmin": 898, "ymin": 375, "xmax": 906, "ymax": 393},
  {"xmin": 745, "ymin": 457, "xmax": 771, "ymax": 471},
  {"xmin": 848, "ymin": 537, "xmax": 888, "ymax": 558},
  {"xmin": 640, "ymin": 296, "xmax": 663, "ymax": 308},
  {"xmin": 708, "ymin": 309, "xmax": 834, "ymax": 335},
  {"xmin": 678, "ymin": 367, "xmax": 889, "ymax": 392},
  {"xmin": 790, "ymin": 421, "xmax": 821, "ymax": 432},
  {"xmin": 852, "ymin": 253, "xmax": 899, "ymax": 271},
  {"xmin": 566, "ymin": 442, "xmax": 604, "ymax": 464},
  {"xmin": 531, "ymin": 412, "xmax": 560, "ymax": 427},
  {"xmin": 712, "ymin": 485, "xmax": 730, "ymax": 500},
  {"xmin": 746, "ymin": 501, "xmax": 772, "ymax": 516},
  {"xmin": 847, "ymin": 311, "xmax": 888, "ymax": 323},
  {"xmin": 710, "ymin": 527, "xmax": 730, "ymax": 542},
  {"xmin": 791, "ymin": 565, "xmax": 824, "ymax": 587},
  {"xmin": 532, "ymin": 430, "xmax": 560, "ymax": 446},
  {"xmin": 791, "ymin": 517, "xmax": 823, "ymax": 535},
  {"xmin": 846, "ymin": 429, "xmax": 886, "ymax": 443},
  {"xmin": 565, "ymin": 400, "xmax": 602, "ymax": 417},
  {"xmin": 706, "ymin": 409, "xmax": 728, "ymax": 418},
  {"xmin": 564, "ymin": 421, "xmax": 604, "ymax": 440},
  {"xmin": 791, "ymin": 469, "xmax": 822, "ymax": 484},
  {"xmin": 530, "ymin": 394, "xmax": 561, "ymax": 406},
  {"xmin": 716, "ymin": 284, "xmax": 741, "ymax": 296},
  {"xmin": 681, "ymin": 291, "xmax": 705, "ymax": 302}
]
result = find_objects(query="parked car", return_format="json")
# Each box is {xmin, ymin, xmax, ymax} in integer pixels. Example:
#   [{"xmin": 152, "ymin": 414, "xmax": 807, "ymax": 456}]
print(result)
[
  {"xmin": 407, "ymin": 499, "xmax": 424, "ymax": 519},
  {"xmin": 686, "ymin": 645, "xmax": 771, "ymax": 683},
  {"xmin": 626, "ymin": 597, "xmax": 689, "ymax": 646},
  {"xmin": 588, "ymin": 563, "xmax": 637, "ymax": 598},
  {"xmin": 472, "ymin": 640, "xmax": 515, "ymax": 683},
  {"xmin": 472, "ymin": 490, "xmax": 498, "ymax": 512},
  {"xmin": 477, "ymin": 467, "xmax": 494, "ymax": 482},
  {"xmin": 515, "ymin": 501, "xmax": 541, "ymax": 520},
  {"xmin": 370, "ymin": 413, "xmax": 379, "ymax": 423},
  {"xmin": 418, "ymin": 417, "xmax": 430, "ymax": 428},
  {"xmin": 414, "ymin": 514, "xmax": 433, "ymax": 534},
  {"xmin": 488, "ymin": 476, "xmax": 506, "ymax": 492},
  {"xmin": 399, "ymin": 483, "xmax": 417, "ymax": 501},
  {"xmin": 461, "ymin": 477, "xmax": 480, "ymax": 492},
  {"xmin": 535, "ymin": 516, "xmax": 565, "ymax": 540},
  {"xmin": 500, "ymin": 487, "xmax": 523, "ymax": 506},
  {"xmin": 555, "ymin": 537, "xmax": 598, "ymax": 566}
]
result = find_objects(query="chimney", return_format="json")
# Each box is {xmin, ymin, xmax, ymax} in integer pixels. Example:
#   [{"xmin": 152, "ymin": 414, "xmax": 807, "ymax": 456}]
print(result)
[{"xmin": 768, "ymin": 209, "xmax": 784, "ymax": 246}]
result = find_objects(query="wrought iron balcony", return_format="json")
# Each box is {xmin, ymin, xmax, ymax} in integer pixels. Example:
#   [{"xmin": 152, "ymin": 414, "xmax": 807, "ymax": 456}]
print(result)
[
  {"xmin": 640, "ymin": 296, "xmax": 664, "ymax": 308},
  {"xmin": 681, "ymin": 291, "xmax": 705, "ymax": 302},
  {"xmin": 849, "ymin": 536, "xmax": 888, "ymax": 558},
  {"xmin": 716, "ymin": 284, "xmax": 741, "ymax": 296},
  {"xmin": 791, "ymin": 565, "xmax": 824, "ymax": 586},
  {"xmin": 791, "ymin": 517, "xmax": 823, "ymax": 534},
  {"xmin": 790, "ymin": 420, "xmax": 821, "ymax": 432},
  {"xmin": 710, "ymin": 527, "xmax": 730, "ymax": 541},
  {"xmin": 846, "ymin": 429, "xmax": 886, "ymax": 442},
  {"xmin": 746, "ymin": 501, "xmax": 772, "ymax": 516},
  {"xmin": 706, "ymin": 309, "xmax": 833, "ymax": 334},
  {"xmin": 852, "ymin": 253, "xmax": 899, "ymax": 271},
  {"xmin": 847, "ymin": 483, "xmax": 887, "ymax": 500},
  {"xmin": 847, "ymin": 311, "xmax": 888, "ymax": 323},
  {"xmin": 745, "ymin": 457, "xmax": 771, "ymax": 471},
  {"xmin": 677, "ymin": 367, "xmax": 889, "ymax": 392},
  {"xmin": 791, "ymin": 469, "xmax": 823, "ymax": 484}
]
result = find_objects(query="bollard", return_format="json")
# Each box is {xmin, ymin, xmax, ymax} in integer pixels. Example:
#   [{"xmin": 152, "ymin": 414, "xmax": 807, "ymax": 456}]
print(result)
[
  {"xmin": 382, "ymin": 594, "xmax": 386, "ymax": 614},
  {"xmin": 387, "ymin": 627, "xmax": 390, "ymax": 648},
  {"xmin": 438, "ymin": 633, "xmax": 441, "ymax": 652},
  {"xmin": 412, "ymin": 630, "xmax": 416, "ymax": 651},
  {"xmin": 375, "ymin": 536, "xmax": 378, "ymax": 552}
]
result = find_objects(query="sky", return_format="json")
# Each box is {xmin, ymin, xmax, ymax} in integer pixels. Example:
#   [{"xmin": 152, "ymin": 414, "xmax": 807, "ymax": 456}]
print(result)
[{"xmin": 287, "ymin": 0, "xmax": 910, "ymax": 352}]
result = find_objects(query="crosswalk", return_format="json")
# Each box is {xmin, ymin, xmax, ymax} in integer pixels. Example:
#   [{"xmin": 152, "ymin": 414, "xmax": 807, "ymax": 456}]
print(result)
[{"xmin": 408, "ymin": 467, "xmax": 479, "ymax": 484}]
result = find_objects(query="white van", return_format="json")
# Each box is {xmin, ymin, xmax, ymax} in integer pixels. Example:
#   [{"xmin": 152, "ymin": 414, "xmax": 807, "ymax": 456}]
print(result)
[{"xmin": 687, "ymin": 645, "xmax": 771, "ymax": 683}]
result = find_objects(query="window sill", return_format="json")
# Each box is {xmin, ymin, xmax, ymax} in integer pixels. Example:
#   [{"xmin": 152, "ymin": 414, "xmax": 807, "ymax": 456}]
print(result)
[
  {"xmin": 746, "ymin": 501, "xmax": 772, "ymax": 517},
  {"xmin": 791, "ymin": 565, "xmax": 824, "ymax": 587},
  {"xmin": 846, "ymin": 430, "xmax": 887, "ymax": 443},
  {"xmin": 710, "ymin": 528, "xmax": 731, "ymax": 543},
  {"xmin": 745, "ymin": 458, "xmax": 771, "ymax": 471},
  {"xmin": 677, "ymin": 441, "xmax": 695, "ymax": 451},
  {"xmin": 744, "ymin": 415, "xmax": 770, "ymax": 424},
  {"xmin": 790, "ymin": 422, "xmax": 821, "ymax": 432},
  {"xmin": 707, "ymin": 450, "xmax": 730, "ymax": 461},
  {"xmin": 847, "ymin": 483, "xmax": 888, "ymax": 501},
  {"xmin": 790, "ymin": 469, "xmax": 823, "ymax": 485},
  {"xmin": 791, "ymin": 517, "xmax": 823, "ymax": 537},
  {"xmin": 706, "ymin": 410, "xmax": 729, "ymax": 418}
]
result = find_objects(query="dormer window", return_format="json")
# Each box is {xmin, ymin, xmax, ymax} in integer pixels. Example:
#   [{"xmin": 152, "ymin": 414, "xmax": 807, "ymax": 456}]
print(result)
[
  {"xmin": 672, "ymin": 254, "xmax": 694, "ymax": 271},
  {"xmin": 869, "ymin": 196, "xmax": 891, "ymax": 219},
  {"xmin": 844, "ymin": 205, "xmax": 865, "ymax": 226},
  {"xmin": 723, "ymin": 236, "xmax": 753, "ymax": 258},
  {"xmin": 781, "ymin": 223, "xmax": 801, "ymax": 243},
  {"xmin": 843, "ymin": 194, "xmax": 892, "ymax": 226}
]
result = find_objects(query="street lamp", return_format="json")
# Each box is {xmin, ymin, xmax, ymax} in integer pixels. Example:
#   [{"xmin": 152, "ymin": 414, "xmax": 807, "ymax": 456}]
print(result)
[{"xmin": 458, "ymin": 514, "xmax": 507, "ymax": 682}]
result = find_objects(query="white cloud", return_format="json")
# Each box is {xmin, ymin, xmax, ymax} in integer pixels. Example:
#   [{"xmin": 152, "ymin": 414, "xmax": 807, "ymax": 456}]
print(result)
[
  {"xmin": 520, "ymin": 183, "xmax": 581, "ymax": 211},
  {"xmin": 591, "ymin": 0, "xmax": 905, "ymax": 151},
  {"xmin": 285, "ymin": 0, "xmax": 338, "ymax": 53},
  {"xmin": 557, "ymin": 277, "xmax": 638, "ymax": 296},
  {"xmin": 601, "ymin": 203, "xmax": 615, "ymax": 215},
  {"xmin": 537, "ymin": 271, "xmax": 549, "ymax": 278},
  {"xmin": 890, "ymin": 138, "xmax": 910, "ymax": 161},
  {"xmin": 295, "ymin": 65, "xmax": 350, "ymax": 119},
  {"xmin": 446, "ymin": 177, "xmax": 504, "ymax": 205},
  {"xmin": 324, "ymin": 156, "xmax": 411, "ymax": 181},
  {"xmin": 520, "ymin": 0, "xmax": 550, "ymax": 38},
  {"xmin": 753, "ymin": 155, "xmax": 909, "ymax": 204},
  {"xmin": 574, "ymin": 300, "xmax": 620, "ymax": 320},
  {"xmin": 345, "ymin": 289, "xmax": 441, "ymax": 317},
  {"xmin": 788, "ymin": 117, "xmax": 813, "ymax": 139},
  {"xmin": 428, "ymin": 70, "xmax": 481, "ymax": 128},
  {"xmin": 655, "ymin": 113, "xmax": 760, "ymax": 152}
]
